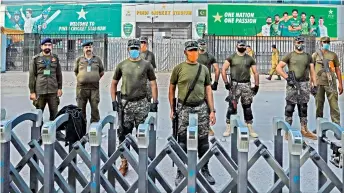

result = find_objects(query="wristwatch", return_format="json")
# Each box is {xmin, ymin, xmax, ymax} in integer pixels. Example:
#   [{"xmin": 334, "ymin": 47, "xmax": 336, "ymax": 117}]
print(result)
[{"xmin": 211, "ymin": 109, "xmax": 216, "ymax": 113}]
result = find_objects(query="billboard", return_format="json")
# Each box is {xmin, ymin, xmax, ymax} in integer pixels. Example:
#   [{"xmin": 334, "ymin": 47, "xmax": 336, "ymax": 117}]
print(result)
[
  {"xmin": 4, "ymin": 4, "xmax": 122, "ymax": 37},
  {"xmin": 207, "ymin": 4, "xmax": 337, "ymax": 38}
]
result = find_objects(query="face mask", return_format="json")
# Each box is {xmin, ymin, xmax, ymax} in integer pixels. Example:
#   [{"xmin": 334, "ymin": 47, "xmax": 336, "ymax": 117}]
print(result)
[
  {"xmin": 186, "ymin": 52, "xmax": 198, "ymax": 63},
  {"xmin": 295, "ymin": 44, "xmax": 305, "ymax": 51},
  {"xmin": 266, "ymin": 22, "xmax": 272, "ymax": 25},
  {"xmin": 199, "ymin": 45, "xmax": 206, "ymax": 51},
  {"xmin": 43, "ymin": 48, "xmax": 51, "ymax": 54},
  {"xmin": 237, "ymin": 47, "xmax": 246, "ymax": 53},
  {"xmin": 129, "ymin": 50, "xmax": 140, "ymax": 59},
  {"xmin": 322, "ymin": 43, "xmax": 330, "ymax": 50}
]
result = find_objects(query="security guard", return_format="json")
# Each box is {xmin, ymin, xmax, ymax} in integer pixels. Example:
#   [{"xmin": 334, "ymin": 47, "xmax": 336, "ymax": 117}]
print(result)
[
  {"xmin": 74, "ymin": 41, "xmax": 104, "ymax": 124},
  {"xmin": 139, "ymin": 36, "xmax": 156, "ymax": 102},
  {"xmin": 111, "ymin": 39, "xmax": 158, "ymax": 176},
  {"xmin": 197, "ymin": 38, "xmax": 220, "ymax": 136},
  {"xmin": 246, "ymin": 45, "xmax": 255, "ymax": 75},
  {"xmin": 267, "ymin": 45, "xmax": 281, "ymax": 80},
  {"xmin": 276, "ymin": 36, "xmax": 317, "ymax": 140},
  {"xmin": 29, "ymin": 38, "xmax": 63, "ymax": 121},
  {"xmin": 222, "ymin": 40, "xmax": 259, "ymax": 138},
  {"xmin": 169, "ymin": 40, "xmax": 216, "ymax": 186},
  {"xmin": 312, "ymin": 36, "xmax": 343, "ymax": 126}
]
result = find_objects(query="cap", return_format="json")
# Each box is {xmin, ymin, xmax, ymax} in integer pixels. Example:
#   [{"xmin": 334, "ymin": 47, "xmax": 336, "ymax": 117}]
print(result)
[
  {"xmin": 246, "ymin": 45, "xmax": 251, "ymax": 48},
  {"xmin": 41, "ymin": 38, "xmax": 52, "ymax": 45},
  {"xmin": 139, "ymin": 36, "xmax": 148, "ymax": 43},
  {"xmin": 294, "ymin": 36, "xmax": 305, "ymax": 42},
  {"xmin": 197, "ymin": 39, "xmax": 207, "ymax": 44},
  {"xmin": 272, "ymin": 44, "xmax": 276, "ymax": 48},
  {"xmin": 320, "ymin": 36, "xmax": 330, "ymax": 42},
  {"xmin": 82, "ymin": 41, "xmax": 93, "ymax": 47},
  {"xmin": 127, "ymin": 39, "xmax": 141, "ymax": 48},
  {"xmin": 184, "ymin": 40, "xmax": 198, "ymax": 51},
  {"xmin": 237, "ymin": 40, "xmax": 246, "ymax": 46}
]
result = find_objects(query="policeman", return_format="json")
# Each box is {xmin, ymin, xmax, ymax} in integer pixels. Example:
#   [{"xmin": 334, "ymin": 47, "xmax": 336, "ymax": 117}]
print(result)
[
  {"xmin": 276, "ymin": 36, "xmax": 317, "ymax": 140},
  {"xmin": 111, "ymin": 39, "xmax": 158, "ymax": 176},
  {"xmin": 312, "ymin": 36, "xmax": 343, "ymax": 126},
  {"xmin": 169, "ymin": 40, "xmax": 216, "ymax": 186},
  {"xmin": 246, "ymin": 45, "xmax": 255, "ymax": 75},
  {"xmin": 267, "ymin": 45, "xmax": 281, "ymax": 80},
  {"xmin": 74, "ymin": 41, "xmax": 104, "ymax": 124},
  {"xmin": 197, "ymin": 38, "xmax": 219, "ymax": 136},
  {"xmin": 139, "ymin": 36, "xmax": 156, "ymax": 102},
  {"xmin": 29, "ymin": 38, "xmax": 63, "ymax": 121},
  {"xmin": 221, "ymin": 40, "xmax": 259, "ymax": 138}
]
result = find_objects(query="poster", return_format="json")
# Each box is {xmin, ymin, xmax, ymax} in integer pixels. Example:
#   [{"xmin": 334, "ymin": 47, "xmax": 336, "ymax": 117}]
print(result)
[
  {"xmin": 4, "ymin": 4, "xmax": 122, "ymax": 37},
  {"xmin": 207, "ymin": 4, "xmax": 337, "ymax": 38}
]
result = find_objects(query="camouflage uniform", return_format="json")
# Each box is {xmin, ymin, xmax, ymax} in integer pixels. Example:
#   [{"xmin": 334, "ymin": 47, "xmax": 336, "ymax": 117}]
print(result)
[
  {"xmin": 139, "ymin": 36, "xmax": 156, "ymax": 102},
  {"xmin": 313, "ymin": 37, "xmax": 341, "ymax": 125},
  {"xmin": 29, "ymin": 42, "xmax": 62, "ymax": 121},
  {"xmin": 113, "ymin": 39, "xmax": 156, "ymax": 176},
  {"xmin": 170, "ymin": 40, "xmax": 215, "ymax": 186},
  {"xmin": 281, "ymin": 46, "xmax": 317, "ymax": 140},
  {"xmin": 74, "ymin": 42, "xmax": 104, "ymax": 123}
]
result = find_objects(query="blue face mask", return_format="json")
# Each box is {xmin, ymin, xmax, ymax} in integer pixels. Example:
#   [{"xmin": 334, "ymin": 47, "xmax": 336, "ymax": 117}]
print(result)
[
  {"xmin": 322, "ymin": 43, "xmax": 330, "ymax": 50},
  {"xmin": 129, "ymin": 50, "xmax": 140, "ymax": 59}
]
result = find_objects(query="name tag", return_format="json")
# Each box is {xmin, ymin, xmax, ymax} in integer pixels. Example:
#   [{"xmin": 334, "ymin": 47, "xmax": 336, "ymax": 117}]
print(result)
[
  {"xmin": 43, "ymin": 69, "xmax": 51, "ymax": 75},
  {"xmin": 87, "ymin": 66, "xmax": 91, "ymax": 72}
]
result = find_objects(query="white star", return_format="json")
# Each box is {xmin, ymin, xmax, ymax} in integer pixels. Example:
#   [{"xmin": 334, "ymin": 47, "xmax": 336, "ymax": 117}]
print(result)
[
  {"xmin": 329, "ymin": 9, "xmax": 333, "ymax": 14},
  {"xmin": 77, "ymin": 8, "xmax": 88, "ymax": 20}
]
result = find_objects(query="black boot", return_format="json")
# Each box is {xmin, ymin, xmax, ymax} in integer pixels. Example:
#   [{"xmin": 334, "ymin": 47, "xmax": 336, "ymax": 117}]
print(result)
[
  {"xmin": 174, "ymin": 169, "xmax": 184, "ymax": 186},
  {"xmin": 201, "ymin": 164, "xmax": 215, "ymax": 185}
]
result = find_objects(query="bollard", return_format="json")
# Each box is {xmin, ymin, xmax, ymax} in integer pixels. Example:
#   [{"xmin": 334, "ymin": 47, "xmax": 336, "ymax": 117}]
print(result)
[
  {"xmin": 287, "ymin": 128, "xmax": 303, "ymax": 193},
  {"xmin": 0, "ymin": 120, "xmax": 11, "ymax": 193},
  {"xmin": 237, "ymin": 125, "xmax": 249, "ymax": 193},
  {"xmin": 42, "ymin": 113, "xmax": 69, "ymax": 193},
  {"xmin": 30, "ymin": 109, "xmax": 42, "ymax": 192},
  {"xmin": 148, "ymin": 112, "xmax": 157, "ymax": 162},
  {"xmin": 317, "ymin": 118, "xmax": 344, "ymax": 191},
  {"xmin": 89, "ymin": 122, "xmax": 102, "ymax": 193},
  {"xmin": 137, "ymin": 121, "xmax": 150, "ymax": 193},
  {"xmin": 273, "ymin": 116, "xmax": 286, "ymax": 193},
  {"xmin": 187, "ymin": 113, "xmax": 198, "ymax": 193},
  {"xmin": 106, "ymin": 111, "xmax": 118, "ymax": 187}
]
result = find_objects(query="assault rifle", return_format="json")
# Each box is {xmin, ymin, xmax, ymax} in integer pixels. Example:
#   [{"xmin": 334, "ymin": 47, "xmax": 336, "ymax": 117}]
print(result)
[
  {"xmin": 172, "ymin": 98, "xmax": 178, "ymax": 167},
  {"xmin": 287, "ymin": 71, "xmax": 301, "ymax": 97},
  {"xmin": 225, "ymin": 74, "xmax": 238, "ymax": 114},
  {"xmin": 317, "ymin": 50, "xmax": 334, "ymax": 91},
  {"xmin": 116, "ymin": 91, "xmax": 127, "ymax": 133}
]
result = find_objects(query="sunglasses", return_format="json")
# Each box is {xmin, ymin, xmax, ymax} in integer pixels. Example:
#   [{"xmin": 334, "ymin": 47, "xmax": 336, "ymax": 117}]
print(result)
[
  {"xmin": 322, "ymin": 41, "xmax": 330, "ymax": 44},
  {"xmin": 140, "ymin": 41, "xmax": 147, "ymax": 44}
]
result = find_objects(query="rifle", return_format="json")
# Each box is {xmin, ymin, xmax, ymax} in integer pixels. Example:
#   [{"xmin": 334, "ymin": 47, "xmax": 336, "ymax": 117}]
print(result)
[
  {"xmin": 317, "ymin": 50, "xmax": 334, "ymax": 91},
  {"xmin": 287, "ymin": 71, "xmax": 301, "ymax": 100},
  {"xmin": 225, "ymin": 74, "xmax": 238, "ymax": 114},
  {"xmin": 172, "ymin": 98, "xmax": 178, "ymax": 141}
]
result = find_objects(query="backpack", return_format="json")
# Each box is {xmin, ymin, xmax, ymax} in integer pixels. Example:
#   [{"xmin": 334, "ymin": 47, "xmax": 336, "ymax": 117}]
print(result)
[{"xmin": 55, "ymin": 104, "xmax": 87, "ymax": 146}]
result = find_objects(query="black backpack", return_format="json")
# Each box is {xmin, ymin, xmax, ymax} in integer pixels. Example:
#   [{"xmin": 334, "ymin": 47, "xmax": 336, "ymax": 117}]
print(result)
[{"xmin": 55, "ymin": 105, "xmax": 87, "ymax": 146}]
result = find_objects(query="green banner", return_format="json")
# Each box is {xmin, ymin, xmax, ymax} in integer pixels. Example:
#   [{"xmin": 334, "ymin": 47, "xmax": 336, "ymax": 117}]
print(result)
[
  {"xmin": 207, "ymin": 4, "xmax": 337, "ymax": 38},
  {"xmin": 5, "ymin": 4, "xmax": 122, "ymax": 37}
]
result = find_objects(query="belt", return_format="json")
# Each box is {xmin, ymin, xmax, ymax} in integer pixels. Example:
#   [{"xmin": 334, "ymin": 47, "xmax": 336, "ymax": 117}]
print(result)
[
  {"xmin": 295, "ymin": 77, "xmax": 310, "ymax": 82},
  {"xmin": 232, "ymin": 79, "xmax": 250, "ymax": 83},
  {"xmin": 122, "ymin": 95, "xmax": 146, "ymax": 102},
  {"xmin": 178, "ymin": 99, "xmax": 205, "ymax": 107}
]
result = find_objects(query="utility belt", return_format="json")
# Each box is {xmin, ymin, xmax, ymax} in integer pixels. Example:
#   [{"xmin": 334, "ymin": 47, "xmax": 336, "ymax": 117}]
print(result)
[
  {"xmin": 122, "ymin": 94, "xmax": 146, "ymax": 102},
  {"xmin": 178, "ymin": 99, "xmax": 205, "ymax": 107},
  {"xmin": 232, "ymin": 79, "xmax": 250, "ymax": 84},
  {"xmin": 294, "ymin": 77, "xmax": 310, "ymax": 82}
]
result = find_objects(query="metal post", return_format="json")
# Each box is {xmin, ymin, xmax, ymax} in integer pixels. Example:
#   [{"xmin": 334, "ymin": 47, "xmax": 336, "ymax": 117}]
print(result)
[
  {"xmin": 108, "ymin": 111, "xmax": 118, "ymax": 188},
  {"xmin": 0, "ymin": 120, "xmax": 11, "ymax": 193},
  {"xmin": 147, "ymin": 112, "xmax": 157, "ymax": 193},
  {"xmin": 30, "ymin": 109, "xmax": 42, "ymax": 192},
  {"xmin": 237, "ymin": 125, "xmax": 249, "ymax": 193},
  {"xmin": 230, "ymin": 114, "xmax": 240, "ymax": 193},
  {"xmin": 42, "ymin": 121, "xmax": 57, "ymax": 193},
  {"xmin": 137, "ymin": 121, "xmax": 150, "ymax": 193},
  {"xmin": 273, "ymin": 117, "xmax": 284, "ymax": 193},
  {"xmin": 287, "ymin": 128, "xmax": 303, "ymax": 193},
  {"xmin": 89, "ymin": 122, "xmax": 102, "ymax": 193},
  {"xmin": 187, "ymin": 113, "xmax": 198, "ymax": 193},
  {"xmin": 0, "ymin": 109, "xmax": 5, "ymax": 120}
]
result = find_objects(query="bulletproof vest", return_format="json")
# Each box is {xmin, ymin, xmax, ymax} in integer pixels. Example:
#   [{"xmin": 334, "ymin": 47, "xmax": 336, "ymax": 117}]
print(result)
[{"xmin": 55, "ymin": 105, "xmax": 87, "ymax": 146}]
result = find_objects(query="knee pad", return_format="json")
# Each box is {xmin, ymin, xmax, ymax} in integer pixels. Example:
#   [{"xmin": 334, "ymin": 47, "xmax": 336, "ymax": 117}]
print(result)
[
  {"xmin": 242, "ymin": 104, "xmax": 253, "ymax": 121},
  {"xmin": 198, "ymin": 137, "xmax": 209, "ymax": 158},
  {"xmin": 298, "ymin": 103, "xmax": 308, "ymax": 117},
  {"xmin": 284, "ymin": 101, "xmax": 295, "ymax": 117}
]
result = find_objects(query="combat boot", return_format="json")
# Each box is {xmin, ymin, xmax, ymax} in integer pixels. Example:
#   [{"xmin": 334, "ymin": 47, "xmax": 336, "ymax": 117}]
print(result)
[
  {"xmin": 266, "ymin": 76, "xmax": 272, "ymax": 80},
  {"xmin": 223, "ymin": 124, "xmax": 231, "ymax": 137},
  {"xmin": 247, "ymin": 123, "xmax": 258, "ymax": 138},
  {"xmin": 201, "ymin": 165, "xmax": 215, "ymax": 185},
  {"xmin": 301, "ymin": 125, "xmax": 317, "ymax": 140},
  {"xmin": 209, "ymin": 128, "xmax": 214, "ymax": 136},
  {"xmin": 175, "ymin": 169, "xmax": 184, "ymax": 186},
  {"xmin": 276, "ymin": 75, "xmax": 281, "ymax": 80},
  {"xmin": 119, "ymin": 158, "xmax": 128, "ymax": 176}
]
